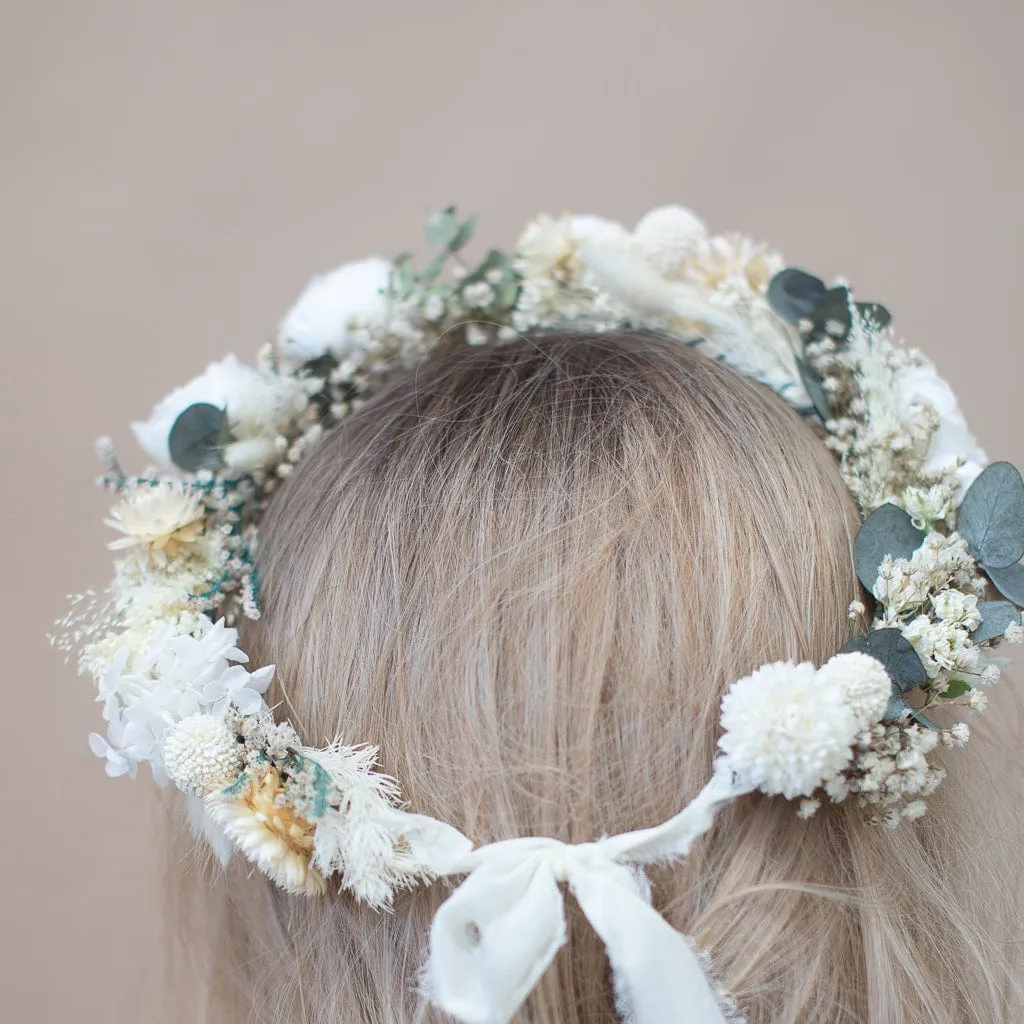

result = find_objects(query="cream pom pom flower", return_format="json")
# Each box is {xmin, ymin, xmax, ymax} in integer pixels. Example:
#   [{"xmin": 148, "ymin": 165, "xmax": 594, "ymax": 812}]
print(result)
[
  {"xmin": 718, "ymin": 653, "xmax": 891, "ymax": 800},
  {"xmin": 632, "ymin": 204, "xmax": 707, "ymax": 274},
  {"xmin": 278, "ymin": 256, "xmax": 396, "ymax": 360},
  {"xmin": 164, "ymin": 713, "xmax": 244, "ymax": 796}
]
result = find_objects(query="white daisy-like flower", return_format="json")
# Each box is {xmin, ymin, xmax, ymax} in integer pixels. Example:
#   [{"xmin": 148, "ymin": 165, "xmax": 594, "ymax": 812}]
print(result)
[
  {"xmin": 688, "ymin": 232, "xmax": 784, "ymax": 296},
  {"xmin": 104, "ymin": 483, "xmax": 205, "ymax": 560},
  {"xmin": 718, "ymin": 658, "xmax": 875, "ymax": 800},
  {"xmin": 164, "ymin": 714, "xmax": 244, "ymax": 796},
  {"xmin": 206, "ymin": 769, "xmax": 327, "ymax": 895}
]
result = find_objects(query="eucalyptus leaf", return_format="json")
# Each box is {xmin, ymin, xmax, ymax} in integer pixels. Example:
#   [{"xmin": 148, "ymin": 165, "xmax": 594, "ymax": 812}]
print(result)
[
  {"xmin": 985, "ymin": 560, "xmax": 1024, "ymax": 607},
  {"xmin": 449, "ymin": 214, "xmax": 477, "ymax": 251},
  {"xmin": 420, "ymin": 253, "xmax": 448, "ymax": 285},
  {"xmin": 970, "ymin": 600, "xmax": 1022, "ymax": 644},
  {"xmin": 956, "ymin": 461, "xmax": 1024, "ymax": 569},
  {"xmin": 766, "ymin": 268, "xmax": 827, "ymax": 324},
  {"xmin": 841, "ymin": 627, "xmax": 928, "ymax": 692},
  {"xmin": 426, "ymin": 208, "xmax": 461, "ymax": 249},
  {"xmin": 911, "ymin": 709, "xmax": 939, "ymax": 730},
  {"xmin": 941, "ymin": 679, "xmax": 972, "ymax": 699},
  {"xmin": 795, "ymin": 357, "xmax": 831, "ymax": 420},
  {"xmin": 853, "ymin": 503, "xmax": 926, "ymax": 591},
  {"xmin": 808, "ymin": 286, "xmax": 852, "ymax": 338},
  {"xmin": 855, "ymin": 302, "xmax": 891, "ymax": 332},
  {"xmin": 883, "ymin": 686, "xmax": 913, "ymax": 723},
  {"xmin": 168, "ymin": 403, "xmax": 229, "ymax": 472}
]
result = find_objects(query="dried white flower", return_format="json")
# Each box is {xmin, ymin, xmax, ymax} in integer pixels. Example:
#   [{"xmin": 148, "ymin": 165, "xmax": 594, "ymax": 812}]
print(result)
[
  {"xmin": 278, "ymin": 257, "xmax": 395, "ymax": 360},
  {"xmin": 632, "ymin": 204, "xmax": 707, "ymax": 273},
  {"xmin": 131, "ymin": 355, "xmax": 307, "ymax": 470},
  {"xmin": 461, "ymin": 281, "xmax": 495, "ymax": 308},
  {"xmin": 718, "ymin": 656, "xmax": 886, "ymax": 800},
  {"xmin": 897, "ymin": 360, "xmax": 987, "ymax": 499},
  {"xmin": 164, "ymin": 714, "xmax": 243, "ymax": 796},
  {"xmin": 105, "ymin": 483, "xmax": 205, "ymax": 560},
  {"xmin": 931, "ymin": 590, "xmax": 982, "ymax": 631},
  {"xmin": 1005, "ymin": 623, "xmax": 1024, "ymax": 644},
  {"xmin": 206, "ymin": 769, "xmax": 327, "ymax": 896}
]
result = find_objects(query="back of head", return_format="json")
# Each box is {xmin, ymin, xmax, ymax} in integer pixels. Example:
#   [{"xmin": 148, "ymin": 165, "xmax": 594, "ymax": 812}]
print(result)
[{"xmin": 177, "ymin": 331, "xmax": 1021, "ymax": 1022}]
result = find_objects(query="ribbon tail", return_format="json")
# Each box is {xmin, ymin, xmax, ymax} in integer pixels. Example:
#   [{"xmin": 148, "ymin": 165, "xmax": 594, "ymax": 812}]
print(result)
[
  {"xmin": 424, "ymin": 857, "xmax": 567, "ymax": 1024},
  {"xmin": 569, "ymin": 861, "xmax": 739, "ymax": 1024}
]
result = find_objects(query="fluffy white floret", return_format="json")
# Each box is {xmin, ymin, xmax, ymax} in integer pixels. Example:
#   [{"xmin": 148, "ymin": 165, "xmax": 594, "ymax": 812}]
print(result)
[
  {"xmin": 718, "ymin": 657, "xmax": 884, "ymax": 800},
  {"xmin": 816, "ymin": 652, "xmax": 892, "ymax": 730},
  {"xmin": 278, "ymin": 256, "xmax": 395, "ymax": 359}
]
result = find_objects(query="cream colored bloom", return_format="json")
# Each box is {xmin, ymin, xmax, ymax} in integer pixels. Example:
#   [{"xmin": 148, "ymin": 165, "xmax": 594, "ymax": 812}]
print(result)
[
  {"xmin": 105, "ymin": 484, "xmax": 205, "ymax": 560},
  {"xmin": 206, "ymin": 768, "xmax": 326, "ymax": 896}
]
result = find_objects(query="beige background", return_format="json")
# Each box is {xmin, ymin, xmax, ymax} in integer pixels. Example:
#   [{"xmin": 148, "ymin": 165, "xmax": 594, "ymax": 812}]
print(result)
[{"xmin": 2, "ymin": 2, "xmax": 1021, "ymax": 1021}]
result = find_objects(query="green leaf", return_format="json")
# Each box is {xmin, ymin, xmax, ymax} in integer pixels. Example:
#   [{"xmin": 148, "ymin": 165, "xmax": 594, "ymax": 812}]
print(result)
[
  {"xmin": 426, "ymin": 208, "xmax": 461, "ymax": 249},
  {"xmin": 766, "ymin": 269, "xmax": 827, "ymax": 324},
  {"xmin": 807, "ymin": 285, "xmax": 852, "ymax": 337},
  {"xmin": 884, "ymin": 686, "xmax": 914, "ymax": 723},
  {"xmin": 856, "ymin": 302, "xmax": 891, "ymax": 332},
  {"xmin": 956, "ymin": 461, "xmax": 1024, "ymax": 569},
  {"xmin": 941, "ymin": 679, "xmax": 972, "ymax": 699},
  {"xmin": 911, "ymin": 709, "xmax": 939, "ymax": 730},
  {"xmin": 854, "ymin": 503, "xmax": 926, "ymax": 591},
  {"xmin": 841, "ymin": 627, "xmax": 929, "ymax": 693},
  {"xmin": 420, "ymin": 253, "xmax": 448, "ymax": 284},
  {"xmin": 795, "ymin": 357, "xmax": 830, "ymax": 420},
  {"xmin": 449, "ymin": 214, "xmax": 477, "ymax": 251},
  {"xmin": 168, "ymin": 403, "xmax": 230, "ymax": 472},
  {"xmin": 970, "ymin": 600, "xmax": 1022, "ymax": 643},
  {"xmin": 985, "ymin": 560, "xmax": 1024, "ymax": 607}
]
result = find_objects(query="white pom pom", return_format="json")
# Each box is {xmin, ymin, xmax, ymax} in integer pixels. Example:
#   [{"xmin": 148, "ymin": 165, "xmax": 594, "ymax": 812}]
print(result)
[
  {"xmin": 816, "ymin": 651, "xmax": 892, "ymax": 729},
  {"xmin": 633, "ymin": 205, "xmax": 707, "ymax": 272},
  {"xmin": 717, "ymin": 660, "xmax": 861, "ymax": 800},
  {"xmin": 164, "ymin": 714, "xmax": 244, "ymax": 796}
]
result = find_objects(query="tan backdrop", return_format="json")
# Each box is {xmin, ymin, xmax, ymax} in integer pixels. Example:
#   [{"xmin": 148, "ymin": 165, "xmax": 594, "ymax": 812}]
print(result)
[{"xmin": 3, "ymin": 2, "xmax": 1021, "ymax": 1021}]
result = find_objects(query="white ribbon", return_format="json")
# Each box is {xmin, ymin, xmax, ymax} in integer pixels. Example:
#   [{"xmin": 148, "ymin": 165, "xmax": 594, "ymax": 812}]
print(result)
[{"xmin": 420, "ymin": 768, "xmax": 745, "ymax": 1024}]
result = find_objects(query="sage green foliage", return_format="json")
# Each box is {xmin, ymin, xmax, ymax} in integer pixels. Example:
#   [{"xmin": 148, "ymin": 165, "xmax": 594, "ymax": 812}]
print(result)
[
  {"xmin": 956, "ymin": 461, "xmax": 1024, "ymax": 570},
  {"xmin": 169, "ymin": 403, "xmax": 233, "ymax": 472},
  {"xmin": 969, "ymin": 600, "xmax": 1022, "ymax": 644},
  {"xmin": 853, "ymin": 503, "xmax": 925, "ymax": 591},
  {"xmin": 388, "ymin": 207, "xmax": 522, "ymax": 317}
]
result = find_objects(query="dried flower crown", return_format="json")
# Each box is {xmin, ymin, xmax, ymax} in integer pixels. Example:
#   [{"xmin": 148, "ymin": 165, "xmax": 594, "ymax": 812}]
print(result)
[{"xmin": 57, "ymin": 205, "xmax": 1024, "ymax": 1024}]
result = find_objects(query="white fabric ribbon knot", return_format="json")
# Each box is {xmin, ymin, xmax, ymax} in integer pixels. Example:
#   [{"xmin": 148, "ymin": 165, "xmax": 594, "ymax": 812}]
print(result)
[{"xmin": 420, "ymin": 769, "xmax": 745, "ymax": 1024}]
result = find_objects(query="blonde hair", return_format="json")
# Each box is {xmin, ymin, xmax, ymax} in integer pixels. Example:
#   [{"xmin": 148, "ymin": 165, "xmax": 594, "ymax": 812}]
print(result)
[{"xmin": 172, "ymin": 331, "xmax": 1024, "ymax": 1023}]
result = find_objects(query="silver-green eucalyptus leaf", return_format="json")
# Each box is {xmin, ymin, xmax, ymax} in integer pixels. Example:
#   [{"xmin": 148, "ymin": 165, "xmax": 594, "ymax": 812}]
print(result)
[
  {"xmin": 854, "ymin": 503, "xmax": 926, "ymax": 591},
  {"xmin": 985, "ymin": 560, "xmax": 1024, "ymax": 608},
  {"xmin": 956, "ymin": 461, "xmax": 1024, "ymax": 569},
  {"xmin": 970, "ymin": 600, "xmax": 1022, "ymax": 644},
  {"xmin": 840, "ymin": 627, "xmax": 928, "ymax": 693},
  {"xmin": 168, "ymin": 403, "xmax": 229, "ymax": 473}
]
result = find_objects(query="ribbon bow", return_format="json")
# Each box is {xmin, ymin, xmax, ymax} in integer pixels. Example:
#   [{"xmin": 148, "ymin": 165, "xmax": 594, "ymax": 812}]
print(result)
[{"xmin": 419, "ymin": 769, "xmax": 744, "ymax": 1024}]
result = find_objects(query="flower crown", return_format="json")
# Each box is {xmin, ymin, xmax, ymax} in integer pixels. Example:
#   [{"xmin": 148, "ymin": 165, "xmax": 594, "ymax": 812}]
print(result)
[{"xmin": 57, "ymin": 205, "xmax": 1024, "ymax": 1024}]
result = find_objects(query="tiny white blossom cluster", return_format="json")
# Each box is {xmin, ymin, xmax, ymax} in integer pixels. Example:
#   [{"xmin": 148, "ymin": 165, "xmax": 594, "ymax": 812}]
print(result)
[{"xmin": 59, "ymin": 203, "xmax": 1023, "ymax": 909}]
